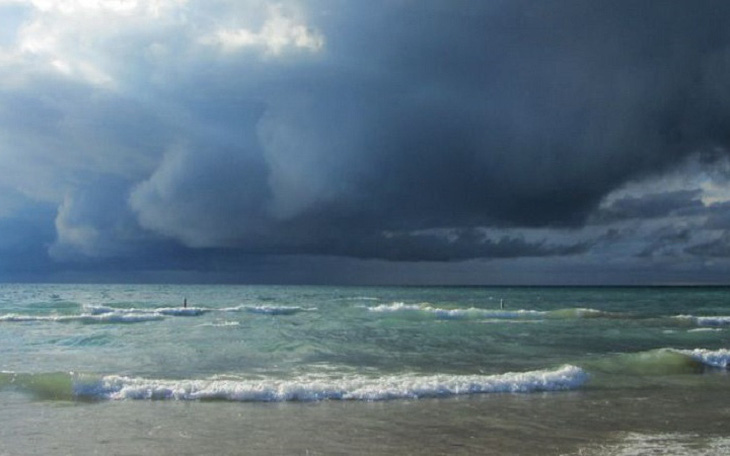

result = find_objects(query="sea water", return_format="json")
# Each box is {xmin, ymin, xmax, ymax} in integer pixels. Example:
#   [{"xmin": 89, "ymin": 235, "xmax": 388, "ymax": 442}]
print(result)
[{"xmin": 1, "ymin": 284, "xmax": 729, "ymax": 455}]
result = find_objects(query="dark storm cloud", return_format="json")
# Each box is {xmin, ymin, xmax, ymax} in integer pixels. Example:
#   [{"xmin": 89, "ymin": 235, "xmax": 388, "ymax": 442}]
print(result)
[
  {"xmin": 0, "ymin": 204, "xmax": 56, "ymax": 276},
  {"xmin": 704, "ymin": 202, "xmax": 730, "ymax": 230},
  {"xmin": 3, "ymin": 0, "xmax": 730, "ymax": 282},
  {"xmin": 685, "ymin": 232, "xmax": 730, "ymax": 258},
  {"xmin": 352, "ymin": 229, "xmax": 591, "ymax": 262},
  {"xmin": 126, "ymin": 0, "xmax": 730, "ymax": 260},
  {"xmin": 594, "ymin": 190, "xmax": 704, "ymax": 222},
  {"xmin": 329, "ymin": 0, "xmax": 730, "ymax": 227},
  {"xmin": 637, "ymin": 226, "xmax": 692, "ymax": 258}
]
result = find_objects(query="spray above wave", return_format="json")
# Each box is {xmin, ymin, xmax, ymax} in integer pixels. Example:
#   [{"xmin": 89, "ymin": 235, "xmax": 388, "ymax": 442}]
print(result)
[{"xmin": 1, "ymin": 366, "xmax": 588, "ymax": 402}]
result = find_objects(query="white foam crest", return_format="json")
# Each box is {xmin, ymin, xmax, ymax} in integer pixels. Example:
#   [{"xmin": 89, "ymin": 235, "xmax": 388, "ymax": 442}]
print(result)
[
  {"xmin": 695, "ymin": 316, "xmax": 730, "ymax": 326},
  {"xmin": 368, "ymin": 302, "xmax": 544, "ymax": 319},
  {"xmin": 368, "ymin": 302, "xmax": 422, "ymax": 312},
  {"xmin": 85, "ymin": 305, "xmax": 118, "ymax": 315},
  {"xmin": 199, "ymin": 321, "xmax": 240, "ymax": 327},
  {"xmin": 89, "ymin": 304, "xmax": 315, "ymax": 317},
  {"xmin": 74, "ymin": 365, "xmax": 587, "ymax": 402},
  {"xmin": 677, "ymin": 348, "xmax": 730, "ymax": 369},
  {"xmin": 0, "ymin": 313, "xmax": 52, "ymax": 322},
  {"xmin": 218, "ymin": 305, "xmax": 247, "ymax": 312},
  {"xmin": 85, "ymin": 305, "xmax": 208, "ymax": 317},
  {"xmin": 155, "ymin": 307, "xmax": 209, "ymax": 316},
  {"xmin": 547, "ymin": 307, "xmax": 618, "ymax": 319},
  {"xmin": 573, "ymin": 308, "xmax": 605, "ymax": 317},
  {"xmin": 77, "ymin": 313, "xmax": 165, "ymax": 323},
  {"xmin": 240, "ymin": 305, "xmax": 316, "ymax": 315},
  {"xmin": 674, "ymin": 315, "xmax": 730, "ymax": 326},
  {"xmin": 480, "ymin": 319, "xmax": 543, "ymax": 325},
  {"xmin": 0, "ymin": 312, "xmax": 163, "ymax": 323}
]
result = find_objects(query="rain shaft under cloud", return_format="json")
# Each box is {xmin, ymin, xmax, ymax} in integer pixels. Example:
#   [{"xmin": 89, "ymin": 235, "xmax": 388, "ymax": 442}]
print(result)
[{"xmin": 2, "ymin": 0, "xmax": 730, "ymax": 283}]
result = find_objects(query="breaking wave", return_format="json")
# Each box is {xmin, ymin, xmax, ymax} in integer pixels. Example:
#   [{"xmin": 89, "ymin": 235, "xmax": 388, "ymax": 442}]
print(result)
[
  {"xmin": 86, "ymin": 305, "xmax": 209, "ymax": 317},
  {"xmin": 368, "ymin": 302, "xmax": 544, "ymax": 319},
  {"xmin": 0, "ymin": 303, "xmax": 315, "ymax": 324},
  {"xmin": 674, "ymin": 315, "xmax": 730, "ymax": 327},
  {"xmin": 677, "ymin": 348, "xmax": 730, "ymax": 369},
  {"xmin": 589, "ymin": 348, "xmax": 730, "ymax": 375},
  {"xmin": 4, "ymin": 347, "xmax": 727, "ymax": 402},
  {"xmin": 238, "ymin": 305, "xmax": 317, "ymax": 316},
  {"xmin": 368, "ymin": 303, "xmax": 618, "ymax": 320},
  {"xmin": 1, "ymin": 365, "xmax": 587, "ymax": 402},
  {"xmin": 545, "ymin": 308, "xmax": 618, "ymax": 319},
  {"xmin": 0, "ymin": 312, "xmax": 164, "ymax": 324}
]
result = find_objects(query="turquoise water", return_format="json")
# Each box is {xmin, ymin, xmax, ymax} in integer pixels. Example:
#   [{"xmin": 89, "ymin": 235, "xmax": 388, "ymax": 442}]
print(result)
[{"xmin": 1, "ymin": 284, "xmax": 730, "ymax": 454}]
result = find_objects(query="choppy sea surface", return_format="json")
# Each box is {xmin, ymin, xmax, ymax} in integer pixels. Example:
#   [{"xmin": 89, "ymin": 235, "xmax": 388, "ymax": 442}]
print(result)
[{"xmin": 1, "ymin": 284, "xmax": 730, "ymax": 455}]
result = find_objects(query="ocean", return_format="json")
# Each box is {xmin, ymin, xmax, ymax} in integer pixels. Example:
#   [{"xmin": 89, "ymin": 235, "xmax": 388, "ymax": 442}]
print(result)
[{"xmin": 1, "ymin": 284, "xmax": 729, "ymax": 455}]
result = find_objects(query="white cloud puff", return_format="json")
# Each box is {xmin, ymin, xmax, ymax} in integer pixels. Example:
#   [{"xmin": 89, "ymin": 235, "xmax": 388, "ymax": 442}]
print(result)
[{"xmin": 202, "ymin": 4, "xmax": 324, "ymax": 56}]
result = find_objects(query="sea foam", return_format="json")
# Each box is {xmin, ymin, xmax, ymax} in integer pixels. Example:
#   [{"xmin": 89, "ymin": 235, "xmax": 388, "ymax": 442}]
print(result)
[
  {"xmin": 695, "ymin": 316, "xmax": 730, "ymax": 326},
  {"xmin": 576, "ymin": 433, "xmax": 730, "ymax": 456},
  {"xmin": 0, "ymin": 312, "xmax": 163, "ymax": 324},
  {"xmin": 236, "ymin": 305, "xmax": 317, "ymax": 315},
  {"xmin": 86, "ymin": 305, "xmax": 208, "ymax": 316},
  {"xmin": 368, "ymin": 302, "xmax": 544, "ymax": 319},
  {"xmin": 0, "ymin": 302, "xmax": 310, "ymax": 325},
  {"xmin": 677, "ymin": 348, "xmax": 730, "ymax": 369},
  {"xmin": 368, "ymin": 303, "xmax": 619, "ymax": 320},
  {"xmin": 72, "ymin": 365, "xmax": 588, "ymax": 402},
  {"xmin": 674, "ymin": 315, "xmax": 730, "ymax": 327}
]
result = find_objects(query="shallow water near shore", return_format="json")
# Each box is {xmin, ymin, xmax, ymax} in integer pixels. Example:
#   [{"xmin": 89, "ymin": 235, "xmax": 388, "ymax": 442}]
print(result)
[
  {"xmin": 1, "ymin": 284, "xmax": 729, "ymax": 454},
  {"xmin": 3, "ymin": 386, "xmax": 730, "ymax": 455}
]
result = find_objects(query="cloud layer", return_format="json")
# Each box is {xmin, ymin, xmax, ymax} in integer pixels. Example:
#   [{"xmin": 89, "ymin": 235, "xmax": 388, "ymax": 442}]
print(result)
[{"xmin": 2, "ymin": 0, "xmax": 730, "ymax": 283}]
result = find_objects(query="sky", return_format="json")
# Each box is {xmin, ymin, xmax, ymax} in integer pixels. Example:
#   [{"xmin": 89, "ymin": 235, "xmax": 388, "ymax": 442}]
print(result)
[{"xmin": 2, "ymin": 0, "xmax": 730, "ymax": 285}]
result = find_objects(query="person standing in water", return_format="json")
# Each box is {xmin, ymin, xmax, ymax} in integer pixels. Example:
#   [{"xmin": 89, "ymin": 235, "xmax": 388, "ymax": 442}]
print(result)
[{"xmin": 183, "ymin": 298, "xmax": 187, "ymax": 308}]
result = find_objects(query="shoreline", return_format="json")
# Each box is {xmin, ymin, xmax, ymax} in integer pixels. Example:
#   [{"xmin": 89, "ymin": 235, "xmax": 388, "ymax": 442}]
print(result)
[{"xmin": 2, "ymin": 384, "xmax": 730, "ymax": 455}]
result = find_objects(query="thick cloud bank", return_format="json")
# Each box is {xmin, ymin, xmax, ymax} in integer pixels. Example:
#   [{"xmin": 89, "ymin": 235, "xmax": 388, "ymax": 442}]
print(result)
[{"xmin": 2, "ymin": 0, "xmax": 730, "ymax": 283}]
